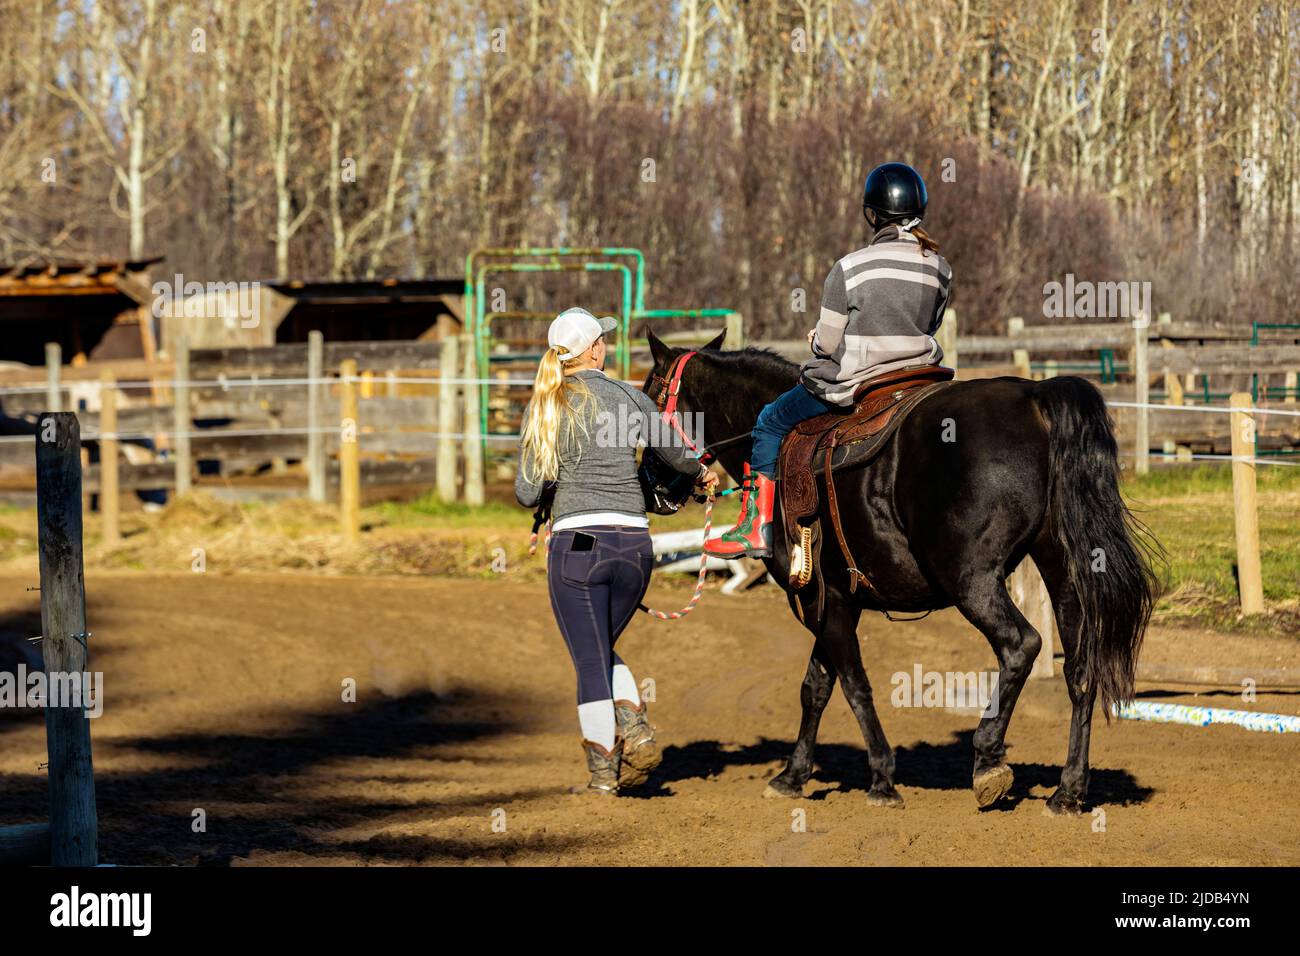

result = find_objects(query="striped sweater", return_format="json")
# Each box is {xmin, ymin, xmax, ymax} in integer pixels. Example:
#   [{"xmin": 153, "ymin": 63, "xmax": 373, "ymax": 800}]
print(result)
[{"xmin": 802, "ymin": 225, "xmax": 952, "ymax": 405}]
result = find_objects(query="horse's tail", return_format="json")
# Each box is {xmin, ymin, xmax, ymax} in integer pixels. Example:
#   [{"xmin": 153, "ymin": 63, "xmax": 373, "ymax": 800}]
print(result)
[{"xmin": 1033, "ymin": 376, "xmax": 1161, "ymax": 716}]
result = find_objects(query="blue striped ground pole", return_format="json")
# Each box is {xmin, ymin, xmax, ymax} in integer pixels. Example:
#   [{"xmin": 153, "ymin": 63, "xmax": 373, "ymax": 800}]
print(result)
[{"xmin": 1112, "ymin": 700, "xmax": 1300, "ymax": 734}]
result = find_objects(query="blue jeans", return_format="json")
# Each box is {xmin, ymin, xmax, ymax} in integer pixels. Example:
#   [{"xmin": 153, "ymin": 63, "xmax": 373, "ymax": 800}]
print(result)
[{"xmin": 751, "ymin": 383, "xmax": 837, "ymax": 478}]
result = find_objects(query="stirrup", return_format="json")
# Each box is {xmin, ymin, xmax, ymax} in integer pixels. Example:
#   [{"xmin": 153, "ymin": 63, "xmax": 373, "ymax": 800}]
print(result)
[{"xmin": 789, "ymin": 525, "xmax": 814, "ymax": 588}]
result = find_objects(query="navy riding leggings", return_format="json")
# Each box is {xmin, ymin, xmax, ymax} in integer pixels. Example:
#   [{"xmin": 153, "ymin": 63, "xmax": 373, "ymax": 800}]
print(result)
[{"xmin": 547, "ymin": 526, "xmax": 654, "ymax": 705}]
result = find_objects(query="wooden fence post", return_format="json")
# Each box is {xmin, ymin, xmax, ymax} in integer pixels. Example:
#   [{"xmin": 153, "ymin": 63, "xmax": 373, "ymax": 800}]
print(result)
[
  {"xmin": 270, "ymin": 409, "xmax": 289, "ymax": 475},
  {"xmin": 462, "ymin": 335, "xmax": 485, "ymax": 506},
  {"xmin": 1155, "ymin": 313, "xmax": 1177, "ymax": 407},
  {"xmin": 936, "ymin": 307, "xmax": 958, "ymax": 371},
  {"xmin": 1162, "ymin": 338, "xmax": 1184, "ymax": 405},
  {"xmin": 1008, "ymin": 558, "xmax": 1056, "ymax": 679},
  {"xmin": 1007, "ymin": 317, "xmax": 1030, "ymax": 379},
  {"xmin": 173, "ymin": 336, "xmax": 193, "ymax": 495},
  {"xmin": 36, "ymin": 412, "xmax": 98, "ymax": 866},
  {"xmin": 339, "ymin": 359, "xmax": 361, "ymax": 543},
  {"xmin": 45, "ymin": 342, "xmax": 62, "ymax": 412},
  {"xmin": 307, "ymin": 331, "xmax": 326, "ymax": 502},
  {"xmin": 724, "ymin": 312, "xmax": 745, "ymax": 351},
  {"xmin": 436, "ymin": 335, "xmax": 460, "ymax": 502},
  {"xmin": 99, "ymin": 371, "xmax": 120, "ymax": 546},
  {"xmin": 1229, "ymin": 392, "xmax": 1264, "ymax": 615},
  {"xmin": 1134, "ymin": 322, "xmax": 1150, "ymax": 475}
]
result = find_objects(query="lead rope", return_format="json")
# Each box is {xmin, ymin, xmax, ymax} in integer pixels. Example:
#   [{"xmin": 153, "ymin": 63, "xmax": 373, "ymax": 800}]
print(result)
[
  {"xmin": 638, "ymin": 491, "xmax": 715, "ymax": 620},
  {"xmin": 529, "ymin": 497, "xmax": 929, "ymax": 624}
]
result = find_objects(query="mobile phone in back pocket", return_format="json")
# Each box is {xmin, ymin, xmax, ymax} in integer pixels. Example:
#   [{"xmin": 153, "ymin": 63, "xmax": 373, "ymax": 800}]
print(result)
[{"xmin": 571, "ymin": 532, "xmax": 597, "ymax": 552}]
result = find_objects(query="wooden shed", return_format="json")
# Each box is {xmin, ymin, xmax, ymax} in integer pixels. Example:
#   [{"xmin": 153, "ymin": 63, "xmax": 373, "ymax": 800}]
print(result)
[
  {"xmin": 162, "ymin": 276, "xmax": 464, "ymax": 352},
  {"xmin": 0, "ymin": 258, "xmax": 162, "ymax": 365}
]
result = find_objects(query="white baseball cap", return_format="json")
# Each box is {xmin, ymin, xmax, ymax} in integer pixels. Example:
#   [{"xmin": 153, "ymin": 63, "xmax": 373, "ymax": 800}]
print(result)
[{"xmin": 548, "ymin": 307, "xmax": 618, "ymax": 360}]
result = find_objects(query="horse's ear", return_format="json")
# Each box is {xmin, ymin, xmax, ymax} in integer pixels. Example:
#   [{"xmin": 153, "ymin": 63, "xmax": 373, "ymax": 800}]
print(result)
[
  {"xmin": 646, "ymin": 326, "xmax": 674, "ymax": 367},
  {"xmin": 701, "ymin": 329, "xmax": 727, "ymax": 351}
]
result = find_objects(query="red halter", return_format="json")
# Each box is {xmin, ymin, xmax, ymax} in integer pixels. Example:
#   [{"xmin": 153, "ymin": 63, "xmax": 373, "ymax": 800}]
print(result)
[{"xmin": 653, "ymin": 350, "xmax": 702, "ymax": 455}]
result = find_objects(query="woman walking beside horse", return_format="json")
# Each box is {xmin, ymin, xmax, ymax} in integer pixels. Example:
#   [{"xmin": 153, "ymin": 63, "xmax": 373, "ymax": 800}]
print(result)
[{"xmin": 516, "ymin": 308, "xmax": 719, "ymax": 795}]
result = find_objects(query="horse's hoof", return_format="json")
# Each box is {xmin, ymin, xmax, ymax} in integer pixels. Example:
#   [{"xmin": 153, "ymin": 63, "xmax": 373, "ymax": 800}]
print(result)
[
  {"xmin": 867, "ymin": 787, "xmax": 905, "ymax": 809},
  {"xmin": 763, "ymin": 778, "xmax": 803, "ymax": 799},
  {"xmin": 973, "ymin": 764, "xmax": 1014, "ymax": 808},
  {"xmin": 1043, "ymin": 790, "xmax": 1086, "ymax": 816}
]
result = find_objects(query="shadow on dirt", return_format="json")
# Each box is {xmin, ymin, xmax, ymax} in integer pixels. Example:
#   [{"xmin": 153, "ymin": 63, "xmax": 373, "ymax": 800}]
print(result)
[
  {"xmin": 0, "ymin": 688, "xmax": 583, "ymax": 866},
  {"xmin": 644, "ymin": 731, "xmax": 1153, "ymax": 810},
  {"xmin": 0, "ymin": 595, "xmax": 125, "ymax": 744}
]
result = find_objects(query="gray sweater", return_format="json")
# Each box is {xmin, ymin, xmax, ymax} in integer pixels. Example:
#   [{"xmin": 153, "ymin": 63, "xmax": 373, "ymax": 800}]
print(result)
[
  {"xmin": 514, "ymin": 369, "xmax": 702, "ymax": 523},
  {"xmin": 803, "ymin": 225, "xmax": 952, "ymax": 405}
]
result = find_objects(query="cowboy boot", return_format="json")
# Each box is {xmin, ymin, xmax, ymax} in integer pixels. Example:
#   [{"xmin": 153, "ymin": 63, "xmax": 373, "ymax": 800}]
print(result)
[
  {"xmin": 704, "ymin": 462, "xmax": 776, "ymax": 559},
  {"xmin": 615, "ymin": 700, "xmax": 661, "ymax": 787},
  {"xmin": 581, "ymin": 739, "xmax": 622, "ymax": 795}
]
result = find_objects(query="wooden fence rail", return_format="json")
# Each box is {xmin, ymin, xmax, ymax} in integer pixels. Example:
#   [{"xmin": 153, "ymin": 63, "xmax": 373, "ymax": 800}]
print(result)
[
  {"xmin": 1149, "ymin": 345, "xmax": 1300, "ymax": 376},
  {"xmin": 956, "ymin": 321, "xmax": 1278, "ymax": 354},
  {"xmin": 189, "ymin": 339, "xmax": 447, "ymax": 376}
]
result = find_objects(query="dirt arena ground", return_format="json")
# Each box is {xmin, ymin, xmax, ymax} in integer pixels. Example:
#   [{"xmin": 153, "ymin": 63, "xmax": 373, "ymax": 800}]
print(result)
[{"xmin": 1, "ymin": 570, "xmax": 1297, "ymax": 866}]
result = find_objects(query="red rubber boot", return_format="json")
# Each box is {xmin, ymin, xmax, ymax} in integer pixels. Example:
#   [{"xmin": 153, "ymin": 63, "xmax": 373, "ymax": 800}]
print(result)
[{"xmin": 704, "ymin": 463, "xmax": 775, "ymax": 559}]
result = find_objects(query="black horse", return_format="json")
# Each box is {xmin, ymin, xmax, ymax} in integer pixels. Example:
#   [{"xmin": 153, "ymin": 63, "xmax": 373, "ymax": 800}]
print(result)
[{"xmin": 644, "ymin": 330, "xmax": 1159, "ymax": 814}]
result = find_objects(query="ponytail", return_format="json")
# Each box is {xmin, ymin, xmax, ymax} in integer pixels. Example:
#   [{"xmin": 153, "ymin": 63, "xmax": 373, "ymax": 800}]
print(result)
[
  {"xmin": 519, "ymin": 347, "xmax": 595, "ymax": 483},
  {"xmin": 911, "ymin": 224, "xmax": 940, "ymax": 256}
]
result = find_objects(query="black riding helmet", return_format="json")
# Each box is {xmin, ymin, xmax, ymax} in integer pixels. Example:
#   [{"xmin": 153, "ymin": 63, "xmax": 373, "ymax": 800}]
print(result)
[{"xmin": 862, "ymin": 162, "xmax": 928, "ymax": 226}]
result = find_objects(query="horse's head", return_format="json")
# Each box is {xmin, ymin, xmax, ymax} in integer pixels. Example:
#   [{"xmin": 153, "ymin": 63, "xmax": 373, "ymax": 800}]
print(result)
[
  {"xmin": 641, "ymin": 326, "xmax": 798, "ymax": 481},
  {"xmin": 641, "ymin": 326, "xmax": 725, "ymax": 410}
]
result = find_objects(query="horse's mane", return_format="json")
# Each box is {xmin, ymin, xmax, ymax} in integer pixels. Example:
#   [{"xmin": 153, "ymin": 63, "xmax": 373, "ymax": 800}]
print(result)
[
  {"xmin": 681, "ymin": 345, "xmax": 800, "ymax": 405},
  {"xmin": 705, "ymin": 345, "xmax": 797, "ymax": 376}
]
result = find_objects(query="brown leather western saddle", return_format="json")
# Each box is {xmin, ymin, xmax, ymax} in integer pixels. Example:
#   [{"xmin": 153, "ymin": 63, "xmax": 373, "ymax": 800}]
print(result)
[{"xmin": 778, "ymin": 365, "xmax": 955, "ymax": 601}]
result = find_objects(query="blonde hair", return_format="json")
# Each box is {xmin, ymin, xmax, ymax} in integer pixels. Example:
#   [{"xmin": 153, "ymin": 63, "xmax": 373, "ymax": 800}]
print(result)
[{"xmin": 519, "ymin": 347, "xmax": 596, "ymax": 483}]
